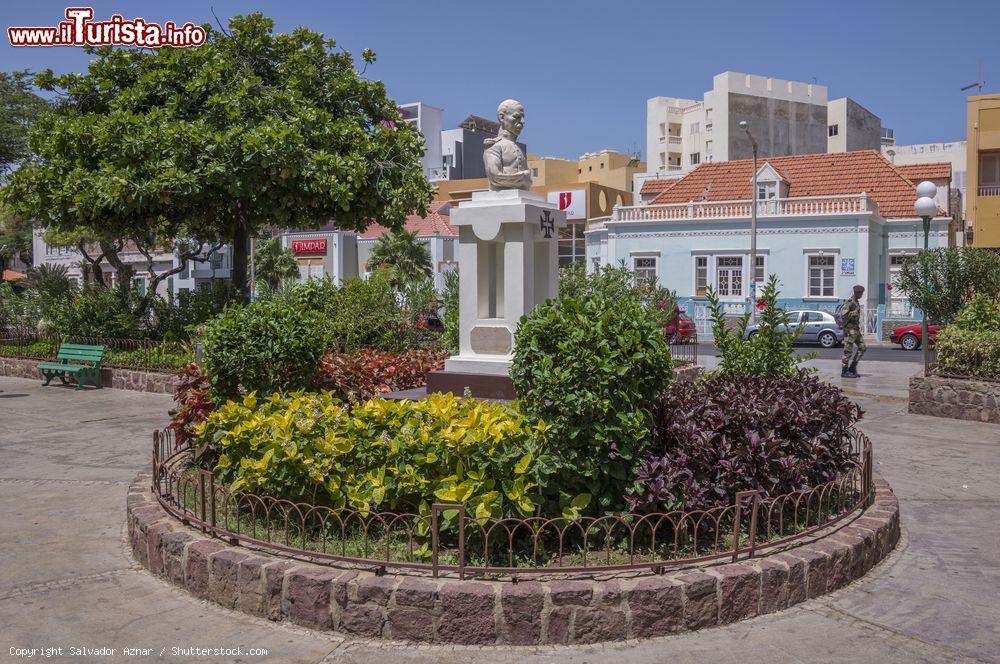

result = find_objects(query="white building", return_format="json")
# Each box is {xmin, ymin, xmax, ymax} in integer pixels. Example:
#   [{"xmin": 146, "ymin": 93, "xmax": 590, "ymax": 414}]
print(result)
[
  {"xmin": 399, "ymin": 102, "xmax": 445, "ymax": 181},
  {"xmin": 645, "ymin": 72, "xmax": 882, "ymax": 179},
  {"xmin": 883, "ymin": 141, "xmax": 967, "ymax": 213},
  {"xmin": 32, "ymin": 232, "xmax": 232, "ymax": 297}
]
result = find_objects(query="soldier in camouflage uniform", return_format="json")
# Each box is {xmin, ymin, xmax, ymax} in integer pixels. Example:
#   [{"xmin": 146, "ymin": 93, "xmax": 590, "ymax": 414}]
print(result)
[{"xmin": 841, "ymin": 285, "xmax": 866, "ymax": 378}]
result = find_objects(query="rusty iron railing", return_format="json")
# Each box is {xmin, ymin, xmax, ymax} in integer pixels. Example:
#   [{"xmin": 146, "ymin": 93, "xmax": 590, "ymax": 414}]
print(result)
[
  {"xmin": 0, "ymin": 331, "xmax": 191, "ymax": 373},
  {"xmin": 668, "ymin": 336, "xmax": 698, "ymax": 365},
  {"xmin": 152, "ymin": 428, "xmax": 873, "ymax": 580}
]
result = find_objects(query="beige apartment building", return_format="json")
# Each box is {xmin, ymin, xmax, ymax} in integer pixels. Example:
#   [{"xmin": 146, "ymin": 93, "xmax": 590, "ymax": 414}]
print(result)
[{"xmin": 967, "ymin": 94, "xmax": 1000, "ymax": 248}]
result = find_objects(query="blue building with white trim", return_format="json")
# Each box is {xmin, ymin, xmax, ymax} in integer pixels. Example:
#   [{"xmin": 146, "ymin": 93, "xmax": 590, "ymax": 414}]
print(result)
[{"xmin": 586, "ymin": 151, "xmax": 955, "ymax": 336}]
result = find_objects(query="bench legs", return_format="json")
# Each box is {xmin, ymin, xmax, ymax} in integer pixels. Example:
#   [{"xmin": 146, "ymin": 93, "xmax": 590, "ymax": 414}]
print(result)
[{"xmin": 40, "ymin": 368, "xmax": 101, "ymax": 389}]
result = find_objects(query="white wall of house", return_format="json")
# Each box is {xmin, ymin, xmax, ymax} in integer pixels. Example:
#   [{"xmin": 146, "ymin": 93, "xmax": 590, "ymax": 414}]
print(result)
[{"xmin": 883, "ymin": 141, "xmax": 968, "ymax": 212}]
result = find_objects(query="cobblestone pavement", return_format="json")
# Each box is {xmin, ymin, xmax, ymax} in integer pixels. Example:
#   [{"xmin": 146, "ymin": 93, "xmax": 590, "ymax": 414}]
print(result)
[{"xmin": 0, "ymin": 367, "xmax": 997, "ymax": 664}]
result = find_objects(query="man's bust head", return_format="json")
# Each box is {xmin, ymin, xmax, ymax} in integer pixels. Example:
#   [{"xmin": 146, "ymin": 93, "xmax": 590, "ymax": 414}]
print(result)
[{"xmin": 497, "ymin": 99, "xmax": 525, "ymax": 141}]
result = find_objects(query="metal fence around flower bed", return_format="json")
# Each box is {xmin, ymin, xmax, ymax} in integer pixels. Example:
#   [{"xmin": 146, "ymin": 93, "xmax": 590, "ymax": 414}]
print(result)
[
  {"xmin": 668, "ymin": 336, "xmax": 698, "ymax": 365},
  {"xmin": 152, "ymin": 428, "xmax": 873, "ymax": 580},
  {"xmin": 0, "ymin": 332, "xmax": 192, "ymax": 373}
]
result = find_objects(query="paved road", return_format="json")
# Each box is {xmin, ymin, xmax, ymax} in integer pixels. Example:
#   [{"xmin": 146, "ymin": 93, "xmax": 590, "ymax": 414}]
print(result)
[
  {"xmin": 695, "ymin": 341, "xmax": 925, "ymax": 363},
  {"xmin": 1, "ymin": 367, "xmax": 997, "ymax": 663}
]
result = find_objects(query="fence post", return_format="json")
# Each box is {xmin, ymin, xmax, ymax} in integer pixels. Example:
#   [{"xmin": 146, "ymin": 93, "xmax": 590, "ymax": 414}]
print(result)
[
  {"xmin": 209, "ymin": 473, "xmax": 217, "ymax": 531},
  {"xmin": 732, "ymin": 490, "xmax": 758, "ymax": 563},
  {"xmin": 151, "ymin": 431, "xmax": 159, "ymax": 492},
  {"xmin": 431, "ymin": 505, "xmax": 440, "ymax": 579},
  {"xmin": 198, "ymin": 470, "xmax": 208, "ymax": 532},
  {"xmin": 457, "ymin": 505, "xmax": 466, "ymax": 581}
]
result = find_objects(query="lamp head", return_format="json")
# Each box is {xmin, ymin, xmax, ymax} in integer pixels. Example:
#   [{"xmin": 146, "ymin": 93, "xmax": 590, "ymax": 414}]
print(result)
[
  {"xmin": 914, "ymin": 196, "xmax": 938, "ymax": 219},
  {"xmin": 916, "ymin": 180, "xmax": 937, "ymax": 200},
  {"xmin": 739, "ymin": 120, "xmax": 748, "ymax": 130}
]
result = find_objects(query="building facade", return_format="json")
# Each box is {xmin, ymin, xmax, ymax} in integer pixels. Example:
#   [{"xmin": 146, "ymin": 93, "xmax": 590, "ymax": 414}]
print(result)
[
  {"xmin": 966, "ymin": 94, "xmax": 1000, "ymax": 248},
  {"xmin": 883, "ymin": 140, "xmax": 968, "ymax": 214},
  {"xmin": 32, "ymin": 232, "xmax": 232, "ymax": 297},
  {"xmin": 645, "ymin": 72, "xmax": 882, "ymax": 178},
  {"xmin": 827, "ymin": 98, "xmax": 882, "ymax": 154},
  {"xmin": 589, "ymin": 151, "xmax": 951, "ymax": 334},
  {"xmin": 399, "ymin": 102, "xmax": 445, "ymax": 181}
]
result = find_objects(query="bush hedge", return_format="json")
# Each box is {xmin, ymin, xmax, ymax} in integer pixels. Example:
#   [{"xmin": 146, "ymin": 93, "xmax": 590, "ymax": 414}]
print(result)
[
  {"xmin": 198, "ymin": 391, "xmax": 556, "ymax": 520},
  {"xmin": 201, "ymin": 299, "xmax": 326, "ymax": 401},
  {"xmin": 511, "ymin": 266, "xmax": 673, "ymax": 511},
  {"xmin": 316, "ymin": 349, "xmax": 447, "ymax": 402},
  {"xmin": 629, "ymin": 375, "xmax": 862, "ymax": 512},
  {"xmin": 934, "ymin": 294, "xmax": 1000, "ymax": 380}
]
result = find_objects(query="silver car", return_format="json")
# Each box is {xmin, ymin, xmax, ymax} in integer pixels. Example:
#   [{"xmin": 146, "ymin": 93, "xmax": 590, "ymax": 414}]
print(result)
[{"xmin": 743, "ymin": 310, "xmax": 844, "ymax": 348}]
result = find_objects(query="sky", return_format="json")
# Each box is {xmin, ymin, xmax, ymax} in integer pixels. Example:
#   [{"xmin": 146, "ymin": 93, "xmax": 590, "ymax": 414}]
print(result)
[{"xmin": 3, "ymin": 0, "xmax": 999, "ymax": 161}]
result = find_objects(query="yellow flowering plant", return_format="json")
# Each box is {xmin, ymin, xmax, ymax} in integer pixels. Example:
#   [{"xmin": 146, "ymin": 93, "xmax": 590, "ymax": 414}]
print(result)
[{"xmin": 196, "ymin": 391, "xmax": 569, "ymax": 522}]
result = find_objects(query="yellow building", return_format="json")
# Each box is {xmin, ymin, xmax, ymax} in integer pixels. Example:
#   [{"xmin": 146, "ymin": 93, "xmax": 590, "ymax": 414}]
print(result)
[
  {"xmin": 528, "ymin": 150, "xmax": 646, "ymax": 193},
  {"xmin": 967, "ymin": 94, "xmax": 1000, "ymax": 247}
]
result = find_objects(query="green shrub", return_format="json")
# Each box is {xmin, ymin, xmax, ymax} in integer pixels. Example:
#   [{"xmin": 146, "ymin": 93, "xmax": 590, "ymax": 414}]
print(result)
[
  {"xmin": 934, "ymin": 328, "xmax": 1000, "ymax": 380},
  {"xmin": 198, "ymin": 391, "xmax": 562, "ymax": 520},
  {"xmin": 934, "ymin": 295, "xmax": 1000, "ymax": 380},
  {"xmin": 707, "ymin": 274, "xmax": 814, "ymax": 378},
  {"xmin": 442, "ymin": 269, "xmax": 459, "ymax": 352},
  {"xmin": 201, "ymin": 299, "xmax": 326, "ymax": 401},
  {"xmin": 149, "ymin": 282, "xmax": 235, "ymax": 341},
  {"xmin": 511, "ymin": 276, "xmax": 673, "ymax": 511},
  {"xmin": 46, "ymin": 286, "xmax": 144, "ymax": 339},
  {"xmin": 950, "ymin": 294, "xmax": 1000, "ymax": 333}
]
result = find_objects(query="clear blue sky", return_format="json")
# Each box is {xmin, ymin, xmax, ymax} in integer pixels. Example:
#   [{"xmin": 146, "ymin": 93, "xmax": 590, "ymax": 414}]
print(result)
[{"xmin": 4, "ymin": 0, "xmax": 998, "ymax": 160}]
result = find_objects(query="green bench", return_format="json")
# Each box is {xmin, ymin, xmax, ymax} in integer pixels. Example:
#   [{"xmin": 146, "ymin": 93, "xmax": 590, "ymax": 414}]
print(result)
[{"xmin": 37, "ymin": 343, "xmax": 106, "ymax": 390}]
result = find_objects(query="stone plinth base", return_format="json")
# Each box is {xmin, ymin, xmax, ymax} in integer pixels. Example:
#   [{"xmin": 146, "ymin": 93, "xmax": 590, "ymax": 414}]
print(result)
[{"xmin": 425, "ymin": 370, "xmax": 516, "ymax": 400}]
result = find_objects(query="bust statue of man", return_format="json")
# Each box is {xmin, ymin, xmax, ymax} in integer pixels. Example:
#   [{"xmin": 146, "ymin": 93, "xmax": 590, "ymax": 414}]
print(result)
[{"xmin": 483, "ymin": 99, "xmax": 532, "ymax": 191}]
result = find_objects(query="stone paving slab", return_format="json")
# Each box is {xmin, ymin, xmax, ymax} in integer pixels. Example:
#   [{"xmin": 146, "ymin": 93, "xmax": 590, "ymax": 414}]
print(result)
[{"xmin": 1, "ymin": 369, "xmax": 998, "ymax": 663}]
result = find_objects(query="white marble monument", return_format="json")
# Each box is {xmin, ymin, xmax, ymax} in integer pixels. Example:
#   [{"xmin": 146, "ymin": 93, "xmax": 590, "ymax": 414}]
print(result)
[{"xmin": 440, "ymin": 99, "xmax": 566, "ymax": 379}]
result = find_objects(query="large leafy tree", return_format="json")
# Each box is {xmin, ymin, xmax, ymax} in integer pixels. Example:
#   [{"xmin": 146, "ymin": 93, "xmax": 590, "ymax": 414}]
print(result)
[
  {"xmin": 894, "ymin": 247, "xmax": 1000, "ymax": 324},
  {"xmin": 0, "ymin": 213, "xmax": 33, "ymax": 279},
  {"xmin": 368, "ymin": 229, "xmax": 433, "ymax": 283},
  {"xmin": 1, "ymin": 14, "xmax": 433, "ymax": 302},
  {"xmin": 0, "ymin": 70, "xmax": 49, "ymax": 173}
]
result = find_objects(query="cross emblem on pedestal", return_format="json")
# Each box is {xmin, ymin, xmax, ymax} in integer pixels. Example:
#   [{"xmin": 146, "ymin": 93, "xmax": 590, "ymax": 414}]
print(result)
[{"xmin": 539, "ymin": 211, "xmax": 555, "ymax": 239}]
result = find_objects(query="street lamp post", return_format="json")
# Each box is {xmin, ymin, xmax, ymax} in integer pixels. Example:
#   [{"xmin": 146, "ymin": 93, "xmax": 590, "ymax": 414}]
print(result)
[
  {"xmin": 740, "ymin": 120, "xmax": 759, "ymax": 320},
  {"xmin": 914, "ymin": 180, "xmax": 938, "ymax": 375}
]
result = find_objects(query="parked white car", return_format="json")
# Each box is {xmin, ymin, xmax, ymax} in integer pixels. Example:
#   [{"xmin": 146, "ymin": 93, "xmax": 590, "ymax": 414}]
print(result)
[{"xmin": 743, "ymin": 310, "xmax": 844, "ymax": 348}]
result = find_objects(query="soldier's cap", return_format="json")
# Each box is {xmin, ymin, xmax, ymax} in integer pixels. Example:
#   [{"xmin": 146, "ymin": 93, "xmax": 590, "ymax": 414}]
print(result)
[{"xmin": 853, "ymin": 285, "xmax": 865, "ymax": 293}]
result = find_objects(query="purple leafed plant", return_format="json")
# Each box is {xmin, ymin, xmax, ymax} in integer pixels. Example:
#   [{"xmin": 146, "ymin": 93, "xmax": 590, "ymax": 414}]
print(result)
[{"xmin": 627, "ymin": 375, "xmax": 863, "ymax": 512}]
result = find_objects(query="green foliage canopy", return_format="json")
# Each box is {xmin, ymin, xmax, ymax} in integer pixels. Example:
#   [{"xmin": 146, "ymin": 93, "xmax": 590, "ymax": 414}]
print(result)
[{"xmin": 1, "ymin": 13, "xmax": 434, "ymax": 300}]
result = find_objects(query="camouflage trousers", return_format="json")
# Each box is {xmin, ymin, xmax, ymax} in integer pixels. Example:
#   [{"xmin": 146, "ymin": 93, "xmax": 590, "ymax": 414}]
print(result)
[{"xmin": 842, "ymin": 327, "xmax": 866, "ymax": 367}]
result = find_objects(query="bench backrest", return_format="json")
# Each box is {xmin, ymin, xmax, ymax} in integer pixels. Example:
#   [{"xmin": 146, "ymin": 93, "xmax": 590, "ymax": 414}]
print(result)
[{"xmin": 56, "ymin": 343, "xmax": 106, "ymax": 366}]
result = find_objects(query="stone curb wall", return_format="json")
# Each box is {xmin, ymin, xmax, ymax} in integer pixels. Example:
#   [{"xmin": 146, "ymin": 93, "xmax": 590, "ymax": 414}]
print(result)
[
  {"xmin": 0, "ymin": 356, "xmax": 178, "ymax": 394},
  {"xmin": 909, "ymin": 374, "xmax": 1000, "ymax": 424},
  {"xmin": 127, "ymin": 473, "xmax": 900, "ymax": 645}
]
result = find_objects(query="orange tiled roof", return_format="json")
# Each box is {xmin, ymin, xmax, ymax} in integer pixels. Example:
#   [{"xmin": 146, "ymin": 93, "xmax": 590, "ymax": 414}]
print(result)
[
  {"xmin": 2, "ymin": 269, "xmax": 27, "ymax": 281},
  {"xmin": 639, "ymin": 178, "xmax": 680, "ymax": 196},
  {"xmin": 894, "ymin": 162, "xmax": 952, "ymax": 182},
  {"xmin": 650, "ymin": 150, "xmax": 933, "ymax": 218},
  {"xmin": 360, "ymin": 201, "xmax": 457, "ymax": 239}
]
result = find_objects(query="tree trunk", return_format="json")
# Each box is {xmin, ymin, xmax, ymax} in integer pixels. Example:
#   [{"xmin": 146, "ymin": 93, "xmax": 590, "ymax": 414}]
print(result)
[{"xmin": 232, "ymin": 201, "xmax": 250, "ymax": 303}]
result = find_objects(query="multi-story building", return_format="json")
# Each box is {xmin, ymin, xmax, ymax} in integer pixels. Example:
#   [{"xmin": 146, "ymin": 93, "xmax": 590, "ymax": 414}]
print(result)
[
  {"xmin": 827, "ymin": 98, "xmax": 882, "ymax": 153},
  {"xmin": 883, "ymin": 141, "xmax": 967, "ymax": 214},
  {"xmin": 440, "ymin": 115, "xmax": 525, "ymax": 181},
  {"xmin": 644, "ymin": 72, "xmax": 882, "ymax": 178},
  {"xmin": 965, "ymin": 94, "xmax": 1000, "ymax": 248},
  {"xmin": 32, "ymin": 232, "xmax": 232, "ymax": 296},
  {"xmin": 589, "ymin": 150, "xmax": 953, "ymax": 335},
  {"xmin": 528, "ymin": 150, "xmax": 645, "ymax": 194},
  {"xmin": 399, "ymin": 102, "xmax": 445, "ymax": 181}
]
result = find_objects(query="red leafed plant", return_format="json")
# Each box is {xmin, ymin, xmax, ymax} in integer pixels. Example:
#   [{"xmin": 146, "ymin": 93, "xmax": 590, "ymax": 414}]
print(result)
[
  {"xmin": 316, "ymin": 349, "xmax": 448, "ymax": 402},
  {"xmin": 168, "ymin": 363, "xmax": 215, "ymax": 446}
]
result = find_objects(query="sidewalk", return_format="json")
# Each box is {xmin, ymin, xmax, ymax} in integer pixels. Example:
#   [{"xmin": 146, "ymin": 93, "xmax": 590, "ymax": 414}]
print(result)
[
  {"xmin": 0, "ymin": 374, "xmax": 997, "ymax": 663},
  {"xmin": 698, "ymin": 355, "xmax": 917, "ymax": 401}
]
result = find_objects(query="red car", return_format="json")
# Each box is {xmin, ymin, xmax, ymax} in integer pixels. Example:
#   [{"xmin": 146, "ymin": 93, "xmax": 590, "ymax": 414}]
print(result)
[
  {"xmin": 890, "ymin": 323, "xmax": 942, "ymax": 350},
  {"xmin": 665, "ymin": 313, "xmax": 698, "ymax": 343}
]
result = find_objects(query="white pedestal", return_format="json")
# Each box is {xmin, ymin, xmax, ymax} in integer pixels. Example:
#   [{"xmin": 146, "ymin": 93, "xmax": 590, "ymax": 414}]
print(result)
[{"xmin": 443, "ymin": 189, "xmax": 566, "ymax": 376}]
